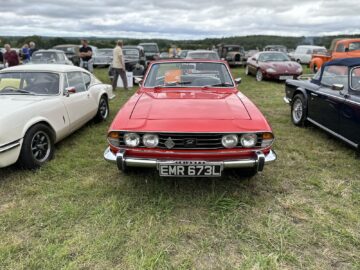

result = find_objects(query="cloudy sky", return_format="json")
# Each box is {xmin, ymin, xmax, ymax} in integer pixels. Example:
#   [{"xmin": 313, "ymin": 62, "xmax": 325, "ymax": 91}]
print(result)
[{"xmin": 0, "ymin": 0, "xmax": 359, "ymax": 39}]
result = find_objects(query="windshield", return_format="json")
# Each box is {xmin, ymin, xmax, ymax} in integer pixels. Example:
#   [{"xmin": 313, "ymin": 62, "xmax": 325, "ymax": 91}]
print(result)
[
  {"xmin": 144, "ymin": 62, "xmax": 234, "ymax": 88},
  {"xmin": 0, "ymin": 72, "xmax": 60, "ymax": 95},
  {"xmin": 31, "ymin": 52, "xmax": 59, "ymax": 62},
  {"xmin": 96, "ymin": 49, "xmax": 112, "ymax": 56},
  {"xmin": 349, "ymin": 42, "xmax": 360, "ymax": 51},
  {"xmin": 56, "ymin": 47, "xmax": 75, "ymax": 53},
  {"xmin": 259, "ymin": 53, "xmax": 290, "ymax": 62},
  {"xmin": 140, "ymin": 45, "xmax": 159, "ymax": 53},
  {"xmin": 187, "ymin": 52, "xmax": 220, "ymax": 60},
  {"xmin": 123, "ymin": 49, "xmax": 139, "ymax": 57}
]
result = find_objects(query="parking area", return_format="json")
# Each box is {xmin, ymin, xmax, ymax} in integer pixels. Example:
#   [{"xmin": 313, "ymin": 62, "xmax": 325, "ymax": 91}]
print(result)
[{"xmin": 1, "ymin": 67, "xmax": 359, "ymax": 269}]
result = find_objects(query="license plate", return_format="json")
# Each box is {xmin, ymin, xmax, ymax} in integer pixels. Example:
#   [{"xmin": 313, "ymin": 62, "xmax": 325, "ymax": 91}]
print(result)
[
  {"xmin": 233, "ymin": 61, "xmax": 242, "ymax": 65},
  {"xmin": 158, "ymin": 161, "xmax": 222, "ymax": 177},
  {"xmin": 279, "ymin": 75, "xmax": 293, "ymax": 80}
]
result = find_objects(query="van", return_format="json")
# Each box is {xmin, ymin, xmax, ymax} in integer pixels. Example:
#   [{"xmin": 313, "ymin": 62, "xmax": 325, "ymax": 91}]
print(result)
[{"xmin": 293, "ymin": 45, "xmax": 326, "ymax": 64}]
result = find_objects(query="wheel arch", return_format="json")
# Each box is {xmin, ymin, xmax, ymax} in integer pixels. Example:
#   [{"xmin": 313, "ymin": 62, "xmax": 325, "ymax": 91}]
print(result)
[{"xmin": 22, "ymin": 119, "xmax": 57, "ymax": 143}]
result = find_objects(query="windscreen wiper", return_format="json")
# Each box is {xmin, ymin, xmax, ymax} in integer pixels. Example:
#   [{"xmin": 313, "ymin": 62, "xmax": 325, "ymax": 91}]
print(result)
[
  {"xmin": 208, "ymin": 83, "xmax": 233, "ymax": 87},
  {"xmin": 0, "ymin": 88, "xmax": 34, "ymax": 95}
]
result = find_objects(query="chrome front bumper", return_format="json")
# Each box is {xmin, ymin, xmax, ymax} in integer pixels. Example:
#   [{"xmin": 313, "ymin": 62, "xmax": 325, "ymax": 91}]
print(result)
[{"xmin": 104, "ymin": 147, "xmax": 277, "ymax": 172}]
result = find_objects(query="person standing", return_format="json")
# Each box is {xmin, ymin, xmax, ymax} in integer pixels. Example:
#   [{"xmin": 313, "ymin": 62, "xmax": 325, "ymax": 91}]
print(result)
[
  {"xmin": 21, "ymin": 44, "xmax": 30, "ymax": 63},
  {"xmin": 29, "ymin": 41, "xmax": 38, "ymax": 57},
  {"xmin": 3, "ymin": 44, "xmax": 19, "ymax": 67},
  {"xmin": 79, "ymin": 39, "xmax": 93, "ymax": 73},
  {"xmin": 111, "ymin": 40, "xmax": 128, "ymax": 91}
]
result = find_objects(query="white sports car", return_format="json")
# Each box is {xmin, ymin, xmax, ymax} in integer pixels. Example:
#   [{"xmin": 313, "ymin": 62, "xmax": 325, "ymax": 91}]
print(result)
[{"xmin": 0, "ymin": 64, "xmax": 115, "ymax": 169}]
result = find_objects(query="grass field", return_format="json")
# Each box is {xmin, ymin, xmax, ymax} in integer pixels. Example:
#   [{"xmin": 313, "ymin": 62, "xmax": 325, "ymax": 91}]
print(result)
[{"xmin": 1, "ymin": 67, "xmax": 360, "ymax": 269}]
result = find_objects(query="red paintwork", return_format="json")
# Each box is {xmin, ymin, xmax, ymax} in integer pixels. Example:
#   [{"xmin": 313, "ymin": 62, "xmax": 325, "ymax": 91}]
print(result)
[{"xmin": 108, "ymin": 59, "xmax": 273, "ymax": 158}]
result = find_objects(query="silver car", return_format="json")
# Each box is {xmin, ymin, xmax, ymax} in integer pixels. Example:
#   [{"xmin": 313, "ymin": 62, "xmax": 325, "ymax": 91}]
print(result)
[
  {"xmin": 93, "ymin": 48, "xmax": 113, "ymax": 67},
  {"xmin": 30, "ymin": 49, "xmax": 73, "ymax": 65}
]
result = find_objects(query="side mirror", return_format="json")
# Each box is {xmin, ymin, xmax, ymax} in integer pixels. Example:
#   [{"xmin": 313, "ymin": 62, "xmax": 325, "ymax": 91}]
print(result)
[
  {"xmin": 234, "ymin": 78, "xmax": 242, "ymax": 85},
  {"xmin": 331, "ymin": 84, "xmax": 344, "ymax": 91},
  {"xmin": 65, "ymin": 87, "xmax": 76, "ymax": 97},
  {"xmin": 134, "ymin": 77, "xmax": 143, "ymax": 86}
]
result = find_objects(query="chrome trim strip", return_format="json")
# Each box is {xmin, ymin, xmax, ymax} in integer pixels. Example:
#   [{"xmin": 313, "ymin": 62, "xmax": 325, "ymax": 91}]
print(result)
[
  {"xmin": 104, "ymin": 147, "xmax": 277, "ymax": 170},
  {"xmin": 0, "ymin": 140, "xmax": 21, "ymax": 153},
  {"xmin": 109, "ymin": 130, "xmax": 272, "ymax": 134},
  {"xmin": 307, "ymin": 117, "xmax": 358, "ymax": 148}
]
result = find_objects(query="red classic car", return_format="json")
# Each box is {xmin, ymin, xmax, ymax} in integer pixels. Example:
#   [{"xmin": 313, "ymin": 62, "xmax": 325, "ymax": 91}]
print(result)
[
  {"xmin": 246, "ymin": 51, "xmax": 303, "ymax": 81},
  {"xmin": 104, "ymin": 60, "xmax": 276, "ymax": 177}
]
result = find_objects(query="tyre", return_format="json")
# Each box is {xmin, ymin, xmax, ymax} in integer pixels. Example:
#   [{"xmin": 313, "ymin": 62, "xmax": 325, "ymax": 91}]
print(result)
[
  {"xmin": 245, "ymin": 65, "xmax": 250, "ymax": 75},
  {"xmin": 312, "ymin": 64, "xmax": 318, "ymax": 73},
  {"xmin": 291, "ymin": 94, "xmax": 307, "ymax": 126},
  {"xmin": 18, "ymin": 123, "xmax": 55, "ymax": 169},
  {"xmin": 94, "ymin": 95, "xmax": 109, "ymax": 122},
  {"xmin": 296, "ymin": 59, "xmax": 301, "ymax": 64},
  {"xmin": 256, "ymin": 69, "xmax": 263, "ymax": 82}
]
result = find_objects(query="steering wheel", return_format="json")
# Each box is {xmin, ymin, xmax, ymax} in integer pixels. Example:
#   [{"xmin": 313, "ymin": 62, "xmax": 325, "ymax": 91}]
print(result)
[{"xmin": 3, "ymin": 86, "xmax": 17, "ymax": 91}]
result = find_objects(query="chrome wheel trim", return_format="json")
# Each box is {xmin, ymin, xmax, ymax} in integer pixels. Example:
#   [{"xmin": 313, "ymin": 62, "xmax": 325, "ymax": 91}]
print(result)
[
  {"xmin": 99, "ymin": 98, "xmax": 108, "ymax": 119},
  {"xmin": 292, "ymin": 99, "xmax": 303, "ymax": 123},
  {"xmin": 256, "ymin": 70, "xmax": 263, "ymax": 81},
  {"xmin": 31, "ymin": 131, "xmax": 51, "ymax": 163}
]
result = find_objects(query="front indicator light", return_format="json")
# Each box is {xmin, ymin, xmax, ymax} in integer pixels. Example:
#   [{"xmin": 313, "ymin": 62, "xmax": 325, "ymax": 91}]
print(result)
[
  {"xmin": 143, "ymin": 134, "xmax": 159, "ymax": 148},
  {"xmin": 261, "ymin": 132, "xmax": 274, "ymax": 147},
  {"xmin": 240, "ymin": 133, "xmax": 257, "ymax": 148},
  {"xmin": 124, "ymin": 133, "xmax": 140, "ymax": 147},
  {"xmin": 221, "ymin": 134, "xmax": 239, "ymax": 149},
  {"xmin": 108, "ymin": 131, "xmax": 120, "ymax": 147}
]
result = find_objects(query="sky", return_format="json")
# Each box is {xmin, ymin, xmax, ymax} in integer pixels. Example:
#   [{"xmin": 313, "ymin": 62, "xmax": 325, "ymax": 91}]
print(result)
[{"xmin": 0, "ymin": 0, "xmax": 359, "ymax": 40}]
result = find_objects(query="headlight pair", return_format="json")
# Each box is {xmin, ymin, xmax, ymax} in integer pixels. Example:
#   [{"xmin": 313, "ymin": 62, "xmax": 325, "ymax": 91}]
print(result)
[
  {"xmin": 221, "ymin": 134, "xmax": 258, "ymax": 148},
  {"xmin": 123, "ymin": 133, "xmax": 159, "ymax": 148}
]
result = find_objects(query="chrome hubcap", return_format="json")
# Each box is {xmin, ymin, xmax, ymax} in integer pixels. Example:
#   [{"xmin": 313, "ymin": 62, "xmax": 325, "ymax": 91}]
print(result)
[
  {"xmin": 99, "ymin": 99, "xmax": 108, "ymax": 119},
  {"xmin": 31, "ymin": 131, "xmax": 50, "ymax": 162},
  {"xmin": 292, "ymin": 99, "xmax": 303, "ymax": 123},
  {"xmin": 256, "ymin": 71, "xmax": 262, "ymax": 81}
]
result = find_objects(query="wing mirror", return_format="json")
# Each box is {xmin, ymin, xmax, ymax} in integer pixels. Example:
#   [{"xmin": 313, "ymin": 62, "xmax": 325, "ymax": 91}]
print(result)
[
  {"xmin": 65, "ymin": 87, "xmax": 76, "ymax": 97},
  {"xmin": 234, "ymin": 78, "xmax": 242, "ymax": 85},
  {"xmin": 134, "ymin": 77, "xmax": 143, "ymax": 86},
  {"xmin": 331, "ymin": 84, "xmax": 344, "ymax": 91}
]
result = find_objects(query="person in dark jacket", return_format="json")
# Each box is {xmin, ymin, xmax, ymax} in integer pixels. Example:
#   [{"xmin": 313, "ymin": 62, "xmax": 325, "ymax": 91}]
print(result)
[{"xmin": 3, "ymin": 44, "xmax": 19, "ymax": 67}]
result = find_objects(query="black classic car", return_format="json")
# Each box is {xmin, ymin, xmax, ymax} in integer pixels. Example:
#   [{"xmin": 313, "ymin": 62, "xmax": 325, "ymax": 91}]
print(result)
[{"xmin": 284, "ymin": 58, "xmax": 360, "ymax": 149}]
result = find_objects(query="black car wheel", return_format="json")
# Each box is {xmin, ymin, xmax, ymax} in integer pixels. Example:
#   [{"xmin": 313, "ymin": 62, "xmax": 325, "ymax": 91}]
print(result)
[
  {"xmin": 18, "ymin": 123, "xmax": 55, "ymax": 169},
  {"xmin": 256, "ymin": 69, "xmax": 263, "ymax": 81},
  {"xmin": 95, "ymin": 95, "xmax": 109, "ymax": 122},
  {"xmin": 291, "ymin": 94, "xmax": 307, "ymax": 126}
]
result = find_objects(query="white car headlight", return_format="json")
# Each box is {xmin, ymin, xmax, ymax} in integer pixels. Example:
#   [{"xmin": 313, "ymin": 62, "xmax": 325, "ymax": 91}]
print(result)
[
  {"xmin": 240, "ymin": 133, "xmax": 258, "ymax": 148},
  {"xmin": 221, "ymin": 134, "xmax": 239, "ymax": 149},
  {"xmin": 266, "ymin": 68, "xmax": 276, "ymax": 73},
  {"xmin": 124, "ymin": 133, "xmax": 140, "ymax": 147},
  {"xmin": 142, "ymin": 134, "xmax": 159, "ymax": 148}
]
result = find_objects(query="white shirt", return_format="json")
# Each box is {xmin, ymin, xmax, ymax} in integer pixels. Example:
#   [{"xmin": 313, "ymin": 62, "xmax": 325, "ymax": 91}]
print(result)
[{"xmin": 112, "ymin": 45, "xmax": 124, "ymax": 69}]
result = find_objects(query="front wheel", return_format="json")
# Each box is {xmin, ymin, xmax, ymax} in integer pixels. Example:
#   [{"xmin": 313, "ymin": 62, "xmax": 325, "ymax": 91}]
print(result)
[
  {"xmin": 291, "ymin": 94, "xmax": 307, "ymax": 126},
  {"xmin": 256, "ymin": 69, "xmax": 263, "ymax": 81},
  {"xmin": 94, "ymin": 95, "xmax": 109, "ymax": 122},
  {"xmin": 18, "ymin": 124, "xmax": 55, "ymax": 169}
]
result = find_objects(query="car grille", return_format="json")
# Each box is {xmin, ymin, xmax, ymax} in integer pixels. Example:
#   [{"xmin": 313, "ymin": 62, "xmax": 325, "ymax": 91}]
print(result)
[{"xmin": 119, "ymin": 132, "xmax": 263, "ymax": 150}]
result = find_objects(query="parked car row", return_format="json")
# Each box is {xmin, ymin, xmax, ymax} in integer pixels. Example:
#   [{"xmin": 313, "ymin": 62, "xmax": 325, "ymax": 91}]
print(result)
[{"xmin": 1, "ymin": 52, "xmax": 359, "ymax": 177}]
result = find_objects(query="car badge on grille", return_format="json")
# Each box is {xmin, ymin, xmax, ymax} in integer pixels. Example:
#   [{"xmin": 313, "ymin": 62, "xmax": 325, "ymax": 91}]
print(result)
[
  {"xmin": 165, "ymin": 137, "xmax": 175, "ymax": 149},
  {"xmin": 184, "ymin": 138, "xmax": 196, "ymax": 147}
]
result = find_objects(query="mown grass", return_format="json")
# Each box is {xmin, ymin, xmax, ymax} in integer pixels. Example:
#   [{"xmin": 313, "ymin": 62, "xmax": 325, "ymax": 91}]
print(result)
[{"xmin": 1, "ymin": 66, "xmax": 359, "ymax": 269}]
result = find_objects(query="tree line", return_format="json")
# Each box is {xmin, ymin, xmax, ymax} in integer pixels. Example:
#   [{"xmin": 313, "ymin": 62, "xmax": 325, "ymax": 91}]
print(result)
[{"xmin": 1, "ymin": 34, "xmax": 359, "ymax": 52}]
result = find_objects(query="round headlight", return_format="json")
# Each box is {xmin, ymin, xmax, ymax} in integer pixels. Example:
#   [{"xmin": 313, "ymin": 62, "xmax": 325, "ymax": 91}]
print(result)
[
  {"xmin": 124, "ymin": 133, "xmax": 140, "ymax": 147},
  {"xmin": 240, "ymin": 133, "xmax": 258, "ymax": 148},
  {"xmin": 221, "ymin": 134, "xmax": 239, "ymax": 149},
  {"xmin": 143, "ymin": 134, "xmax": 159, "ymax": 148}
]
